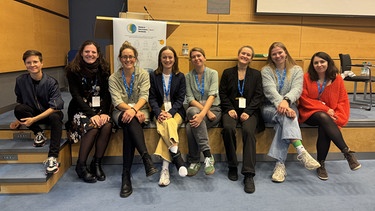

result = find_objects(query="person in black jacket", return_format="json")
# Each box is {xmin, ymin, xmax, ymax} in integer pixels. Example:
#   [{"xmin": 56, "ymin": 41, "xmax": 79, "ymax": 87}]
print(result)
[
  {"xmin": 66, "ymin": 40, "xmax": 112, "ymax": 183},
  {"xmin": 12, "ymin": 50, "xmax": 64, "ymax": 175},
  {"xmin": 219, "ymin": 45, "xmax": 264, "ymax": 194}
]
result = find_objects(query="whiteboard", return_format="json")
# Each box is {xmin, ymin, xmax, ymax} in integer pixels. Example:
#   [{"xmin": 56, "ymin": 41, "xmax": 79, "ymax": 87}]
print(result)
[{"xmin": 255, "ymin": 0, "xmax": 375, "ymax": 17}]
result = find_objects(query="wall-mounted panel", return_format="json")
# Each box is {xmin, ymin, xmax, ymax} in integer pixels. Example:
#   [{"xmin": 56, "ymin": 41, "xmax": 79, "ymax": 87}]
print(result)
[
  {"xmin": 166, "ymin": 23, "xmax": 218, "ymax": 57},
  {"xmin": 25, "ymin": 0, "xmax": 69, "ymax": 17},
  {"xmin": 300, "ymin": 26, "xmax": 375, "ymax": 58},
  {"xmin": 129, "ymin": 0, "xmax": 218, "ymax": 22},
  {"xmin": 217, "ymin": 24, "xmax": 302, "ymax": 57},
  {"xmin": 0, "ymin": 1, "xmax": 69, "ymax": 73}
]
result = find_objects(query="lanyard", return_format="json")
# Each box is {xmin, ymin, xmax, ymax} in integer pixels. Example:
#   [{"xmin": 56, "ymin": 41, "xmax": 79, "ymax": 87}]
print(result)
[
  {"xmin": 162, "ymin": 73, "xmax": 172, "ymax": 99},
  {"xmin": 317, "ymin": 79, "xmax": 327, "ymax": 98},
  {"xmin": 276, "ymin": 69, "xmax": 286, "ymax": 93},
  {"xmin": 194, "ymin": 68, "xmax": 205, "ymax": 97},
  {"xmin": 238, "ymin": 77, "xmax": 245, "ymax": 97},
  {"xmin": 122, "ymin": 70, "xmax": 135, "ymax": 98}
]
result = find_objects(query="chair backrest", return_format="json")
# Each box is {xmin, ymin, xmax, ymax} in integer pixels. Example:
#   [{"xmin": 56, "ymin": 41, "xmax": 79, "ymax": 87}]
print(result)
[{"xmin": 339, "ymin": 53, "xmax": 352, "ymax": 73}]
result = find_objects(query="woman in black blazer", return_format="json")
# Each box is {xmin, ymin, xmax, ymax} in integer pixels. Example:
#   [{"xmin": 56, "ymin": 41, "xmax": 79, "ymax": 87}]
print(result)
[
  {"xmin": 219, "ymin": 45, "xmax": 264, "ymax": 194},
  {"xmin": 149, "ymin": 46, "xmax": 187, "ymax": 187}
]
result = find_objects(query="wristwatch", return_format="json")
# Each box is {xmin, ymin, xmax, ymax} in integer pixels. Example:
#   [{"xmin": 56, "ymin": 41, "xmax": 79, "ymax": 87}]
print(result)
[{"xmin": 283, "ymin": 96, "xmax": 291, "ymax": 105}]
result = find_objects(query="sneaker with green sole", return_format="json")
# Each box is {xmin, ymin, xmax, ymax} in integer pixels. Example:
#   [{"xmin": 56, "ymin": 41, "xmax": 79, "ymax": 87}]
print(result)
[
  {"xmin": 187, "ymin": 162, "xmax": 201, "ymax": 176},
  {"xmin": 204, "ymin": 156, "xmax": 215, "ymax": 175}
]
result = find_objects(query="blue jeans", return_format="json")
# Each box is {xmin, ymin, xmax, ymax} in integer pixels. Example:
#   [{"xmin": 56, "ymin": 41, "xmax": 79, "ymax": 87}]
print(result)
[{"xmin": 262, "ymin": 104, "xmax": 302, "ymax": 162}]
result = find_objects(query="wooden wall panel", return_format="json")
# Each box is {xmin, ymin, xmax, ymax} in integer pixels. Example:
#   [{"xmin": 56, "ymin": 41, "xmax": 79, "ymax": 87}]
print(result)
[
  {"xmin": 25, "ymin": 0, "xmax": 69, "ymax": 16},
  {"xmin": 0, "ymin": 1, "xmax": 69, "ymax": 73},
  {"xmin": 217, "ymin": 24, "xmax": 302, "ymax": 57},
  {"xmin": 300, "ymin": 26, "xmax": 375, "ymax": 58},
  {"xmin": 129, "ymin": 0, "xmax": 218, "ymax": 21},
  {"xmin": 166, "ymin": 23, "xmax": 218, "ymax": 57}
]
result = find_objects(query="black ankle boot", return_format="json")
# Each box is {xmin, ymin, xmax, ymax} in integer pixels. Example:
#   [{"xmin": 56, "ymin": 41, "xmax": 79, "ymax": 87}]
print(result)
[
  {"xmin": 142, "ymin": 153, "xmax": 158, "ymax": 177},
  {"xmin": 76, "ymin": 162, "xmax": 97, "ymax": 183},
  {"xmin": 120, "ymin": 170, "xmax": 132, "ymax": 198},
  {"xmin": 90, "ymin": 157, "xmax": 106, "ymax": 181},
  {"xmin": 170, "ymin": 150, "xmax": 186, "ymax": 171}
]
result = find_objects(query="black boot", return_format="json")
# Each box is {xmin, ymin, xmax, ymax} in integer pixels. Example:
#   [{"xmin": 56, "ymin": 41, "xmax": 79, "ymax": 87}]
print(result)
[
  {"xmin": 120, "ymin": 170, "xmax": 132, "ymax": 198},
  {"xmin": 90, "ymin": 157, "xmax": 106, "ymax": 181},
  {"xmin": 75, "ymin": 162, "xmax": 97, "ymax": 183},
  {"xmin": 142, "ymin": 153, "xmax": 158, "ymax": 177},
  {"xmin": 342, "ymin": 148, "xmax": 361, "ymax": 171},
  {"xmin": 170, "ymin": 150, "xmax": 185, "ymax": 170}
]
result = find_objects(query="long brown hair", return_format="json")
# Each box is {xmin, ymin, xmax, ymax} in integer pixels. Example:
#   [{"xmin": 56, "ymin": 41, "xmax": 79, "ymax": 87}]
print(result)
[
  {"xmin": 66, "ymin": 40, "xmax": 110, "ymax": 75},
  {"xmin": 154, "ymin": 46, "xmax": 179, "ymax": 75}
]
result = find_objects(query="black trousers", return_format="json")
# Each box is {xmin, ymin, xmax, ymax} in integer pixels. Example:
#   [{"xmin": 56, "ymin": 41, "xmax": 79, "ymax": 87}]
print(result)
[
  {"xmin": 117, "ymin": 112, "xmax": 148, "ymax": 174},
  {"xmin": 221, "ymin": 113, "xmax": 257, "ymax": 176},
  {"xmin": 14, "ymin": 104, "xmax": 63, "ymax": 158}
]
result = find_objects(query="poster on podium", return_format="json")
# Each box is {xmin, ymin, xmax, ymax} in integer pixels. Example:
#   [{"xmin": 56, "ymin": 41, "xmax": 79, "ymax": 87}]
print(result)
[{"xmin": 113, "ymin": 18, "xmax": 167, "ymax": 73}]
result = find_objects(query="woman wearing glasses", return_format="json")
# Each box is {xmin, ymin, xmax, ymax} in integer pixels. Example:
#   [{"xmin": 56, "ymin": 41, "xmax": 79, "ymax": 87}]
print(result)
[{"xmin": 109, "ymin": 41, "xmax": 158, "ymax": 198}]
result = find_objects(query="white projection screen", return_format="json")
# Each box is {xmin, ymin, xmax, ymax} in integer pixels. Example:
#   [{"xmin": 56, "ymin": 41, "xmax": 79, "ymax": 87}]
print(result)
[{"xmin": 255, "ymin": 0, "xmax": 375, "ymax": 17}]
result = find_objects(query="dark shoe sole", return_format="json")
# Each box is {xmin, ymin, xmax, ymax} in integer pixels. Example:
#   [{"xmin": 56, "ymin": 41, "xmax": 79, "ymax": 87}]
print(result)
[
  {"xmin": 120, "ymin": 190, "xmax": 133, "ymax": 198},
  {"xmin": 146, "ymin": 168, "xmax": 158, "ymax": 177}
]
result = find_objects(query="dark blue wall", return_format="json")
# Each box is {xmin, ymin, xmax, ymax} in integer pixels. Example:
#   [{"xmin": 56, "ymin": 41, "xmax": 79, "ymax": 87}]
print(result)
[{"xmin": 68, "ymin": 0, "xmax": 126, "ymax": 53}]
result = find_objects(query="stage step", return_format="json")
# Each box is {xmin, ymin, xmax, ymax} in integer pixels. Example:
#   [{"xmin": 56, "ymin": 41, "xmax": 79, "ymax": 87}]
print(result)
[{"xmin": 0, "ymin": 131, "xmax": 71, "ymax": 194}]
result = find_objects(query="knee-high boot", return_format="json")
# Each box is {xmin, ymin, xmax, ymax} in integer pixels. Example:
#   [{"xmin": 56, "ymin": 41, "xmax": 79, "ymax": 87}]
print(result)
[
  {"xmin": 142, "ymin": 153, "xmax": 158, "ymax": 177},
  {"xmin": 90, "ymin": 157, "xmax": 106, "ymax": 181}
]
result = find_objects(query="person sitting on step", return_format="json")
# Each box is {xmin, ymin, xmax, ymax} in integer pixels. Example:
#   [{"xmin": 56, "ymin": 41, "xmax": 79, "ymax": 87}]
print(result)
[{"xmin": 12, "ymin": 50, "xmax": 64, "ymax": 175}]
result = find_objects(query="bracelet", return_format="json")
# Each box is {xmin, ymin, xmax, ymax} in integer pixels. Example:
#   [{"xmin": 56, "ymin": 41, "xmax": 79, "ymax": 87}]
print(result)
[{"xmin": 131, "ymin": 107, "xmax": 137, "ymax": 113}]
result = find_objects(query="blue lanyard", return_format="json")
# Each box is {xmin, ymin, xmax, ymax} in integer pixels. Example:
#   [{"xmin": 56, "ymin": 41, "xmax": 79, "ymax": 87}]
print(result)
[
  {"xmin": 194, "ymin": 68, "xmax": 205, "ymax": 97},
  {"xmin": 238, "ymin": 78, "xmax": 245, "ymax": 97},
  {"xmin": 317, "ymin": 79, "xmax": 327, "ymax": 98},
  {"xmin": 162, "ymin": 74, "xmax": 172, "ymax": 99},
  {"xmin": 276, "ymin": 69, "xmax": 286, "ymax": 93},
  {"xmin": 122, "ymin": 70, "xmax": 135, "ymax": 98}
]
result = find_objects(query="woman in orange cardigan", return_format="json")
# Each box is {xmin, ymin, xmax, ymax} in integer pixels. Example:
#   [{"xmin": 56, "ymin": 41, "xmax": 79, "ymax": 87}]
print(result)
[{"xmin": 298, "ymin": 52, "xmax": 361, "ymax": 180}]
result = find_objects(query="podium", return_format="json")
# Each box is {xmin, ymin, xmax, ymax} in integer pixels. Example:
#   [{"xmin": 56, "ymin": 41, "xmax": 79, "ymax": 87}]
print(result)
[{"xmin": 94, "ymin": 13, "xmax": 180, "ymax": 73}]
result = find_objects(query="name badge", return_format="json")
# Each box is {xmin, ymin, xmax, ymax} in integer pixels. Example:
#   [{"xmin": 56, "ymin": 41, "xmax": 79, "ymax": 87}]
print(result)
[
  {"xmin": 128, "ymin": 103, "xmax": 135, "ymax": 107},
  {"xmin": 92, "ymin": 96, "xmax": 100, "ymax": 107},
  {"xmin": 239, "ymin": 97, "xmax": 246, "ymax": 108},
  {"xmin": 164, "ymin": 101, "xmax": 172, "ymax": 112}
]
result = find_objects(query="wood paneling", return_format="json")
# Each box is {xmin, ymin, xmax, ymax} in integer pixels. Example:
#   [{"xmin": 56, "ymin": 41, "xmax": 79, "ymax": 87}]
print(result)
[
  {"xmin": 128, "ymin": 0, "xmax": 375, "ymax": 63},
  {"xmin": 129, "ymin": 0, "xmax": 218, "ymax": 21},
  {"xmin": 166, "ymin": 23, "xmax": 218, "ymax": 57},
  {"xmin": 25, "ymin": 0, "xmax": 69, "ymax": 17},
  {"xmin": 0, "ymin": 1, "xmax": 69, "ymax": 73},
  {"xmin": 217, "ymin": 24, "xmax": 302, "ymax": 57}
]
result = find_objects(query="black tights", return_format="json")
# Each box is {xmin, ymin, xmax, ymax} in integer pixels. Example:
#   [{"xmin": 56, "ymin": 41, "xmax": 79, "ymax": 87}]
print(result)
[
  {"xmin": 305, "ymin": 112, "xmax": 348, "ymax": 161},
  {"xmin": 77, "ymin": 122, "xmax": 112, "ymax": 165},
  {"xmin": 117, "ymin": 113, "xmax": 148, "ymax": 174}
]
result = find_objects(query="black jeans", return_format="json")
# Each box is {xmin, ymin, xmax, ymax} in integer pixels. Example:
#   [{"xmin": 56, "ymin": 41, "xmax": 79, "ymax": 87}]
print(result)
[
  {"xmin": 117, "ymin": 112, "xmax": 148, "ymax": 174},
  {"xmin": 221, "ymin": 113, "xmax": 257, "ymax": 176},
  {"xmin": 14, "ymin": 104, "xmax": 63, "ymax": 158}
]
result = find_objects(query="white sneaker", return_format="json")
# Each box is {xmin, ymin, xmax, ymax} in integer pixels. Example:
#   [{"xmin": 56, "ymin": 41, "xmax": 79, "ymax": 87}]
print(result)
[
  {"xmin": 178, "ymin": 166, "xmax": 187, "ymax": 177},
  {"xmin": 272, "ymin": 162, "xmax": 286, "ymax": 183},
  {"xmin": 34, "ymin": 131, "xmax": 47, "ymax": 147},
  {"xmin": 158, "ymin": 169, "xmax": 170, "ymax": 187},
  {"xmin": 43, "ymin": 157, "xmax": 60, "ymax": 174},
  {"xmin": 297, "ymin": 151, "xmax": 321, "ymax": 170}
]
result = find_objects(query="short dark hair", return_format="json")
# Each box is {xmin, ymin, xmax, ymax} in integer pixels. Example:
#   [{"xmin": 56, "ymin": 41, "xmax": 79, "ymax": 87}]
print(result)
[{"xmin": 22, "ymin": 50, "xmax": 43, "ymax": 63}]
